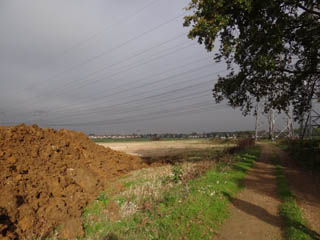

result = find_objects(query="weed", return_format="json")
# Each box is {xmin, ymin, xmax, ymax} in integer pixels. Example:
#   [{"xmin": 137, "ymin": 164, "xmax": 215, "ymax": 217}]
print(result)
[
  {"xmin": 171, "ymin": 164, "xmax": 183, "ymax": 183},
  {"xmin": 123, "ymin": 177, "xmax": 145, "ymax": 189},
  {"xmin": 116, "ymin": 196, "xmax": 127, "ymax": 206},
  {"xmin": 123, "ymin": 181, "xmax": 135, "ymax": 188},
  {"xmin": 97, "ymin": 192, "xmax": 109, "ymax": 208},
  {"xmin": 83, "ymin": 201, "xmax": 102, "ymax": 218}
]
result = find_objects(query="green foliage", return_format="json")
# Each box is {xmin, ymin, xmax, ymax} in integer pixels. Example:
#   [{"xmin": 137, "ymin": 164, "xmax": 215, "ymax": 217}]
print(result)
[
  {"xmin": 171, "ymin": 164, "xmax": 183, "ymax": 183},
  {"xmin": 160, "ymin": 164, "xmax": 184, "ymax": 185},
  {"xmin": 116, "ymin": 196, "xmax": 127, "ymax": 206},
  {"xmin": 123, "ymin": 179, "xmax": 143, "ymax": 188},
  {"xmin": 312, "ymin": 128, "xmax": 320, "ymax": 137},
  {"xmin": 82, "ymin": 201, "xmax": 103, "ymax": 219},
  {"xmin": 285, "ymin": 139, "xmax": 320, "ymax": 171},
  {"xmin": 184, "ymin": 0, "xmax": 320, "ymax": 118},
  {"xmin": 97, "ymin": 192, "xmax": 109, "ymax": 208},
  {"xmin": 273, "ymin": 158, "xmax": 318, "ymax": 240}
]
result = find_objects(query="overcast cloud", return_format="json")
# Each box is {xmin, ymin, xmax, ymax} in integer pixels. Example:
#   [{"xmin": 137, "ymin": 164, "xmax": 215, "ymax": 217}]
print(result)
[{"xmin": 0, "ymin": 0, "xmax": 259, "ymax": 134}]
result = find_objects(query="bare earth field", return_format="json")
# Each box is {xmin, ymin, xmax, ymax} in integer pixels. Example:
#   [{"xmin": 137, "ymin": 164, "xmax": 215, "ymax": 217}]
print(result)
[{"xmin": 98, "ymin": 139, "xmax": 231, "ymax": 157}]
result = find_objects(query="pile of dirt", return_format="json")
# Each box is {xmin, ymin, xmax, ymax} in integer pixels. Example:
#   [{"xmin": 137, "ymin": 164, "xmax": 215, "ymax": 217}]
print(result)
[{"xmin": 0, "ymin": 124, "xmax": 147, "ymax": 239}]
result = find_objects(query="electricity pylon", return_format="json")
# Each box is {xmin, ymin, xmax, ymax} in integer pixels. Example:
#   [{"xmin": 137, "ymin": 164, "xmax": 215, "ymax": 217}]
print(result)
[
  {"xmin": 300, "ymin": 99, "xmax": 320, "ymax": 139},
  {"xmin": 254, "ymin": 102, "xmax": 295, "ymax": 140}
]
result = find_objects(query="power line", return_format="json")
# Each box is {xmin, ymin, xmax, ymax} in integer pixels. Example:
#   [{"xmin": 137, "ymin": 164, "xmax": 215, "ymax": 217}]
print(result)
[
  {"xmin": 49, "ymin": 56, "xmax": 215, "ymax": 110},
  {"xmin": 83, "ymin": 90, "xmax": 210, "ymax": 118},
  {"xmin": 39, "ymin": 13, "xmax": 185, "ymax": 85},
  {"xmin": 54, "ymin": 32, "xmax": 187, "ymax": 91},
  {"xmin": 40, "ymin": 75, "xmax": 216, "ymax": 123},
  {"xmin": 48, "ymin": 102, "xmax": 229, "ymax": 127},
  {"xmin": 1, "ymin": 0, "xmax": 161, "ymax": 108},
  {"xmin": 34, "ymin": 72, "xmax": 224, "ymax": 125},
  {"xmin": 6, "ymin": 65, "xmax": 225, "ymax": 123},
  {"xmin": 33, "ymin": 32, "xmax": 188, "ymax": 102},
  {"xmin": 48, "ymin": 64, "xmax": 224, "ymax": 114},
  {"xmin": 4, "ymin": 40, "xmax": 198, "ymax": 117},
  {"xmin": 44, "ymin": 84, "xmax": 214, "ymax": 123},
  {"xmin": 11, "ymin": 37, "xmax": 194, "ymax": 112},
  {"xmin": 2, "ymin": 12, "xmax": 186, "ymax": 111},
  {"xmin": 54, "ymin": 0, "xmax": 159, "ymax": 58},
  {"xmin": 0, "ymin": 1, "xmax": 234, "ymax": 130},
  {"xmin": 51, "ymin": 100, "xmax": 215, "ymax": 126},
  {"xmin": 3, "ymin": 58, "xmax": 222, "ymax": 119},
  {"xmin": 43, "ymin": 42, "xmax": 195, "ymax": 101},
  {"xmin": 48, "ymin": 71, "xmax": 224, "ymax": 117}
]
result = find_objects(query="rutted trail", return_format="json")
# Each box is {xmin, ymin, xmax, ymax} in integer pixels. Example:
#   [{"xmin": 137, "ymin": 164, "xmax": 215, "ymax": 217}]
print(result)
[{"xmin": 216, "ymin": 144, "xmax": 283, "ymax": 240}]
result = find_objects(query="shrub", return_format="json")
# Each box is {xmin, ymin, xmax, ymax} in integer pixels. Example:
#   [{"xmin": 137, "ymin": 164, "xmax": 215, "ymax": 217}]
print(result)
[
  {"xmin": 227, "ymin": 138, "xmax": 255, "ymax": 154},
  {"xmin": 286, "ymin": 139, "xmax": 320, "ymax": 172},
  {"xmin": 151, "ymin": 136, "xmax": 161, "ymax": 141},
  {"xmin": 237, "ymin": 138, "xmax": 255, "ymax": 151}
]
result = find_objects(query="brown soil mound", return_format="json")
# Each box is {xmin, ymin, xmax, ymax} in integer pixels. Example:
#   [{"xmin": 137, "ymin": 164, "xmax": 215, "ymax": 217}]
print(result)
[{"xmin": 0, "ymin": 124, "xmax": 147, "ymax": 239}]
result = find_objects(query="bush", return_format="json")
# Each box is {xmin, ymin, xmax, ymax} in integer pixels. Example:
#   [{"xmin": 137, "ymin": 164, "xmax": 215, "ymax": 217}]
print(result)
[
  {"xmin": 237, "ymin": 138, "xmax": 255, "ymax": 150},
  {"xmin": 286, "ymin": 139, "xmax": 320, "ymax": 172},
  {"xmin": 151, "ymin": 136, "xmax": 161, "ymax": 141},
  {"xmin": 227, "ymin": 138, "xmax": 255, "ymax": 154}
]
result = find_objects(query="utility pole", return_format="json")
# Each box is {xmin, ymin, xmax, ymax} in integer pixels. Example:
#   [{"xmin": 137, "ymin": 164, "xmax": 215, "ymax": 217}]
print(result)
[
  {"xmin": 268, "ymin": 109, "xmax": 275, "ymax": 140},
  {"xmin": 287, "ymin": 110, "xmax": 294, "ymax": 138},
  {"xmin": 255, "ymin": 103, "xmax": 260, "ymax": 140},
  {"xmin": 308, "ymin": 105, "xmax": 313, "ymax": 139}
]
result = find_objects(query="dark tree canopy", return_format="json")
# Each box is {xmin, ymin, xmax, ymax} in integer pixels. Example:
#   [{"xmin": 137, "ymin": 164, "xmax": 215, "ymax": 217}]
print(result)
[{"xmin": 184, "ymin": 0, "xmax": 320, "ymax": 119}]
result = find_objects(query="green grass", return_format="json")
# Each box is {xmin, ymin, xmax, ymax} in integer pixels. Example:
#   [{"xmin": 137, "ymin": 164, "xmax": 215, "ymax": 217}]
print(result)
[
  {"xmin": 81, "ymin": 147, "xmax": 260, "ymax": 240},
  {"xmin": 273, "ymin": 157, "xmax": 319, "ymax": 240},
  {"xmin": 122, "ymin": 178, "xmax": 146, "ymax": 188}
]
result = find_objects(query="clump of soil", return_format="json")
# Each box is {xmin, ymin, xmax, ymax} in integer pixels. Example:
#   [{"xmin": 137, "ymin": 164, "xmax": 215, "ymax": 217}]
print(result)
[{"xmin": 0, "ymin": 124, "xmax": 147, "ymax": 239}]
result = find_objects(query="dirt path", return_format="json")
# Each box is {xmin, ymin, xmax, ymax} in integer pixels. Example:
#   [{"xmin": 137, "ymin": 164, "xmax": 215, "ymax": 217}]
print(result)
[{"xmin": 216, "ymin": 144, "xmax": 284, "ymax": 240}]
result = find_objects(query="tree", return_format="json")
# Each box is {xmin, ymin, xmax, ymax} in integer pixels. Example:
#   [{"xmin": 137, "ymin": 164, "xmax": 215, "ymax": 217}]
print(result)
[{"xmin": 183, "ymin": 0, "xmax": 320, "ymax": 119}]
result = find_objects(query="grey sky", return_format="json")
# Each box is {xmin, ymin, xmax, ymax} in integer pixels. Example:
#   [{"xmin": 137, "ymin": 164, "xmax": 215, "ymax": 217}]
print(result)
[{"xmin": 0, "ymin": 0, "xmax": 257, "ymax": 134}]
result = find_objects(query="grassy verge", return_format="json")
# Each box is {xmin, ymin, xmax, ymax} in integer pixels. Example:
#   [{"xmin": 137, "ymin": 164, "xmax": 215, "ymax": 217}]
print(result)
[
  {"xmin": 81, "ymin": 147, "xmax": 260, "ymax": 240},
  {"xmin": 273, "ymin": 157, "xmax": 319, "ymax": 240}
]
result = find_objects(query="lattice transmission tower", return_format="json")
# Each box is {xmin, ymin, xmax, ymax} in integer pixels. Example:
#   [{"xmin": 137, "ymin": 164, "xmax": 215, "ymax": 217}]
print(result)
[
  {"xmin": 299, "ymin": 99, "xmax": 320, "ymax": 139},
  {"xmin": 254, "ymin": 102, "xmax": 295, "ymax": 140}
]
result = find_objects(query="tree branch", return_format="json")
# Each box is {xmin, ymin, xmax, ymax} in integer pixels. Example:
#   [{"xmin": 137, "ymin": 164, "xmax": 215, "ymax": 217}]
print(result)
[
  {"xmin": 276, "ymin": 67, "xmax": 320, "ymax": 74},
  {"xmin": 297, "ymin": 4, "xmax": 320, "ymax": 17}
]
